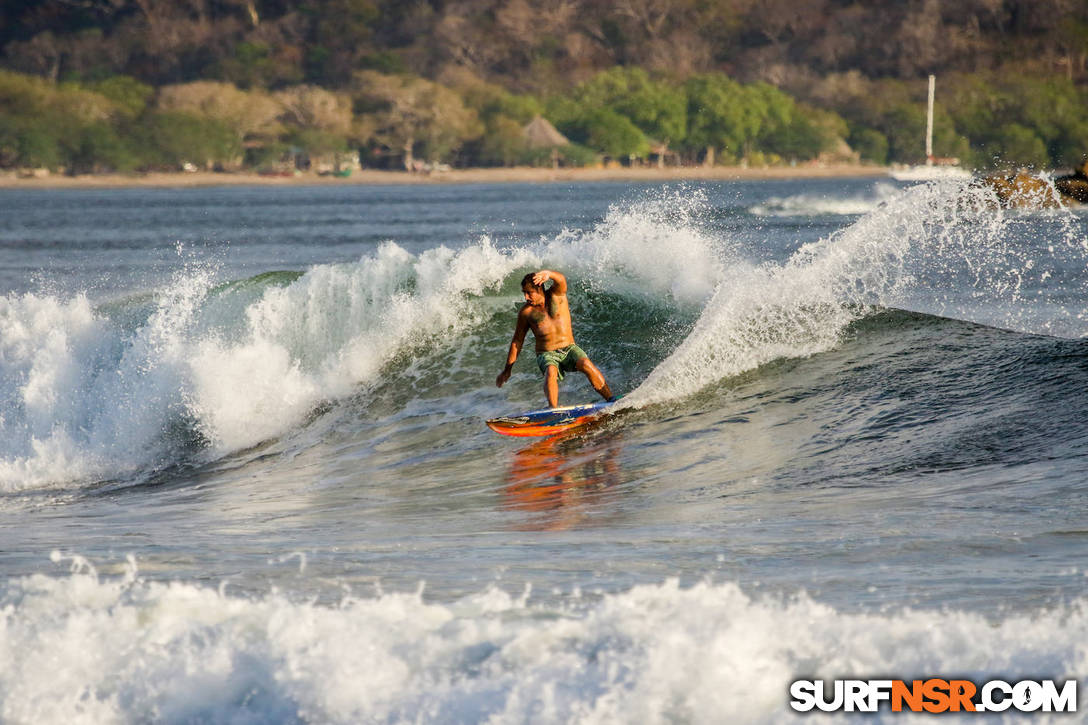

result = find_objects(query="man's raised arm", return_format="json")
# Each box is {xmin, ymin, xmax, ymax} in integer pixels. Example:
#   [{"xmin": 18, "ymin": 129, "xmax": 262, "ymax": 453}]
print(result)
[
  {"xmin": 532, "ymin": 269, "xmax": 567, "ymax": 295},
  {"xmin": 496, "ymin": 311, "xmax": 529, "ymax": 388}
]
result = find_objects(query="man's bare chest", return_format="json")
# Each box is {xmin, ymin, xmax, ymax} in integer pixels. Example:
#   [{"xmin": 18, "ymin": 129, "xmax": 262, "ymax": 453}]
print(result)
[
  {"xmin": 528, "ymin": 305, "xmax": 570, "ymax": 334},
  {"xmin": 529, "ymin": 308, "xmax": 559, "ymax": 332}
]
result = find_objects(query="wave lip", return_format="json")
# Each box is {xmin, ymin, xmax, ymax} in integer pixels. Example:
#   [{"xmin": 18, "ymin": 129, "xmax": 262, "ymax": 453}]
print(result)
[
  {"xmin": 0, "ymin": 268, "xmax": 210, "ymax": 491},
  {"xmin": 0, "ymin": 241, "xmax": 535, "ymax": 492},
  {"xmin": 188, "ymin": 239, "xmax": 534, "ymax": 454},
  {"xmin": 630, "ymin": 178, "xmax": 1088, "ymax": 407},
  {"xmin": 0, "ymin": 189, "xmax": 725, "ymax": 491}
]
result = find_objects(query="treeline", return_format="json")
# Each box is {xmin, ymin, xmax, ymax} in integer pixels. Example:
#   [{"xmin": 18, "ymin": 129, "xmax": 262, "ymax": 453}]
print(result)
[
  {"xmin": 3, "ymin": 63, "xmax": 1086, "ymax": 175},
  {"xmin": 808, "ymin": 71, "xmax": 1088, "ymax": 169},
  {"xmin": 2, "ymin": 0, "xmax": 1087, "ymax": 174},
  {"xmin": 0, "ymin": 66, "xmax": 851, "ymax": 173}
]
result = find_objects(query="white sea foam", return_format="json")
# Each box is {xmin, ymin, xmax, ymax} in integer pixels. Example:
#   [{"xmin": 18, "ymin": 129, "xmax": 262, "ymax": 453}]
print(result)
[
  {"xmin": 543, "ymin": 188, "xmax": 722, "ymax": 306},
  {"xmin": 748, "ymin": 182, "xmax": 901, "ymax": 217},
  {"xmin": 0, "ymin": 192, "xmax": 721, "ymax": 490},
  {"xmin": 630, "ymin": 179, "xmax": 1088, "ymax": 407},
  {"xmin": 1, "ymin": 562, "xmax": 1084, "ymax": 724},
  {"xmin": 187, "ymin": 240, "xmax": 540, "ymax": 452},
  {"xmin": 0, "ymin": 264, "xmax": 212, "ymax": 489},
  {"xmin": 0, "ymin": 241, "xmax": 535, "ymax": 491},
  {"xmin": 4, "ymin": 182, "xmax": 1082, "ymax": 489}
]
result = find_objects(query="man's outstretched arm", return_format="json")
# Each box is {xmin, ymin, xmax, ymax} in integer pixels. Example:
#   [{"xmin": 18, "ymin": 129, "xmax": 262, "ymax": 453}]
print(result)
[
  {"xmin": 532, "ymin": 269, "xmax": 567, "ymax": 295},
  {"xmin": 496, "ymin": 311, "xmax": 529, "ymax": 387}
]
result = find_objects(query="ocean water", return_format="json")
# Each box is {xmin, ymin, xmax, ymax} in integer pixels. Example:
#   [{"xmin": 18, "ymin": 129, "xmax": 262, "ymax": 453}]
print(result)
[{"xmin": 2, "ymin": 177, "xmax": 1088, "ymax": 723}]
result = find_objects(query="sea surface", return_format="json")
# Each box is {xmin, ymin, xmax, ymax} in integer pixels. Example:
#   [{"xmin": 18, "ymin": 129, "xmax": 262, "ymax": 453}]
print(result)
[{"xmin": 1, "ymin": 177, "xmax": 1088, "ymax": 723}]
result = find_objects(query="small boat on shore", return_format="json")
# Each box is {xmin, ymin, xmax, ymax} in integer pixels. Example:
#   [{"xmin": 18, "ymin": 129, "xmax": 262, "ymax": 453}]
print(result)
[{"xmin": 889, "ymin": 75, "xmax": 972, "ymax": 182}]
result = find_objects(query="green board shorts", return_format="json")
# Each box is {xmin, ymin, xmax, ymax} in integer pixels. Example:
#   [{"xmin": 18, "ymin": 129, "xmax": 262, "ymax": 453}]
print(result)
[{"xmin": 536, "ymin": 344, "xmax": 588, "ymax": 381}]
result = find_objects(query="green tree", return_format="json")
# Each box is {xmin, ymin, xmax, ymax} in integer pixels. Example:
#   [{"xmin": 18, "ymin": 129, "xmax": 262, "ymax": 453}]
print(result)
[
  {"xmin": 932, "ymin": 119, "xmax": 971, "ymax": 164},
  {"xmin": 477, "ymin": 115, "xmax": 529, "ymax": 166},
  {"xmin": 451, "ymin": 72, "xmax": 543, "ymax": 126},
  {"xmin": 354, "ymin": 71, "xmax": 481, "ymax": 166},
  {"xmin": 559, "ymin": 107, "xmax": 648, "ymax": 160},
  {"xmin": 216, "ymin": 42, "xmax": 304, "ymax": 89},
  {"xmin": 303, "ymin": 0, "xmax": 379, "ymax": 86},
  {"xmin": 557, "ymin": 143, "xmax": 599, "ymax": 167},
  {"xmin": 988, "ymin": 124, "xmax": 1050, "ymax": 169},
  {"xmin": 0, "ymin": 70, "xmax": 51, "ymax": 114},
  {"xmin": 0, "ymin": 118, "xmax": 18, "ymax": 167},
  {"xmin": 0, "ymin": 117, "xmax": 61, "ymax": 169},
  {"xmin": 61, "ymin": 121, "xmax": 137, "ymax": 174},
  {"xmin": 289, "ymin": 128, "xmax": 349, "ymax": 156},
  {"xmin": 17, "ymin": 125, "xmax": 62, "ymax": 168},
  {"xmin": 750, "ymin": 83, "xmax": 831, "ymax": 161},
  {"xmin": 683, "ymin": 73, "xmax": 754, "ymax": 164},
  {"xmin": 1051, "ymin": 120, "xmax": 1088, "ymax": 168},
  {"xmin": 882, "ymin": 104, "xmax": 927, "ymax": 164},
  {"xmin": 157, "ymin": 81, "xmax": 281, "ymax": 142},
  {"xmin": 760, "ymin": 113, "xmax": 825, "ymax": 161},
  {"xmin": 573, "ymin": 67, "xmax": 686, "ymax": 146},
  {"xmin": 275, "ymin": 85, "xmax": 353, "ymax": 136},
  {"xmin": 90, "ymin": 76, "xmax": 153, "ymax": 118},
  {"xmin": 849, "ymin": 127, "xmax": 888, "ymax": 164},
  {"xmin": 143, "ymin": 111, "xmax": 241, "ymax": 169},
  {"xmin": 448, "ymin": 70, "xmax": 548, "ymax": 166},
  {"xmin": 944, "ymin": 74, "xmax": 1075, "ymax": 168}
]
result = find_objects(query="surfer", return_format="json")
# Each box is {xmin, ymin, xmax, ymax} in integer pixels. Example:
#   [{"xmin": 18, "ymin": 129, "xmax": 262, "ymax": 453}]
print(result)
[{"xmin": 496, "ymin": 269, "xmax": 614, "ymax": 407}]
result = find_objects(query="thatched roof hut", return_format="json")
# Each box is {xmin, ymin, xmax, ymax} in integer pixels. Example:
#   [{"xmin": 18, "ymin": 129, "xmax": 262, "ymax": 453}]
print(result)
[{"xmin": 522, "ymin": 116, "xmax": 569, "ymax": 148}]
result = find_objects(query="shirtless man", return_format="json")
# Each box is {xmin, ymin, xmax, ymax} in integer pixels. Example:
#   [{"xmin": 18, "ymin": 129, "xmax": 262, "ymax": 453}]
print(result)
[{"xmin": 496, "ymin": 269, "xmax": 614, "ymax": 407}]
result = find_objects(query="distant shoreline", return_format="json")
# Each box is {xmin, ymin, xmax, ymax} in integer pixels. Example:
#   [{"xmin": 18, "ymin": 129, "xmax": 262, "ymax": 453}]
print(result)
[{"xmin": 0, "ymin": 164, "xmax": 888, "ymax": 190}]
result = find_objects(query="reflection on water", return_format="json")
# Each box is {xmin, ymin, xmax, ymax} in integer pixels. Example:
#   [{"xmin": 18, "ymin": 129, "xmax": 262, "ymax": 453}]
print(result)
[{"xmin": 503, "ymin": 428, "xmax": 624, "ymax": 531}]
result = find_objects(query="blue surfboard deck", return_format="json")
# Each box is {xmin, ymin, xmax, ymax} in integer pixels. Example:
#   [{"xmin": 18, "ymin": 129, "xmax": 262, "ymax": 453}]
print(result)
[{"xmin": 487, "ymin": 398, "xmax": 620, "ymax": 437}]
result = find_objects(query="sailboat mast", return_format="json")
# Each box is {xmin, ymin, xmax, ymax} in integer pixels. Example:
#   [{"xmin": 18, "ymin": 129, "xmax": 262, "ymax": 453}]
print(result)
[{"xmin": 925, "ymin": 74, "xmax": 935, "ymax": 165}]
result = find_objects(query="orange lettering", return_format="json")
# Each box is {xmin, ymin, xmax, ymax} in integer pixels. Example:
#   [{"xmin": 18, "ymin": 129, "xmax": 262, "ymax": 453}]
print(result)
[
  {"xmin": 892, "ymin": 680, "xmax": 924, "ymax": 712},
  {"xmin": 949, "ymin": 680, "xmax": 977, "ymax": 712},
  {"xmin": 922, "ymin": 679, "xmax": 951, "ymax": 713}
]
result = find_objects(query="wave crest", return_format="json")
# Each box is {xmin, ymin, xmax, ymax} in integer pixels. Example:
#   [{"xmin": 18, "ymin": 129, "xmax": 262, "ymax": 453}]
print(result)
[
  {"xmin": 631, "ymin": 179, "xmax": 1088, "ymax": 406},
  {"xmin": 0, "ymin": 190, "xmax": 721, "ymax": 490}
]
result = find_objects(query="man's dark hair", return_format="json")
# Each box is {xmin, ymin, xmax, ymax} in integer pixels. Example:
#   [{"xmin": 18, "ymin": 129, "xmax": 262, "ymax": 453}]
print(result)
[{"xmin": 521, "ymin": 273, "xmax": 541, "ymax": 290}]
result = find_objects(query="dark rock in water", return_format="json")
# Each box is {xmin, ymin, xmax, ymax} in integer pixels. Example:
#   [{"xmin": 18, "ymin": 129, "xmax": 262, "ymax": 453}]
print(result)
[
  {"xmin": 1055, "ymin": 158, "xmax": 1088, "ymax": 203},
  {"xmin": 982, "ymin": 170, "xmax": 1062, "ymax": 209},
  {"xmin": 1056, "ymin": 177, "xmax": 1088, "ymax": 203}
]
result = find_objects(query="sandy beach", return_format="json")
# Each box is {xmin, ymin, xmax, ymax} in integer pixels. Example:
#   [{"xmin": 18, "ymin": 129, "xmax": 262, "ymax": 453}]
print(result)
[{"xmin": 0, "ymin": 164, "xmax": 888, "ymax": 190}]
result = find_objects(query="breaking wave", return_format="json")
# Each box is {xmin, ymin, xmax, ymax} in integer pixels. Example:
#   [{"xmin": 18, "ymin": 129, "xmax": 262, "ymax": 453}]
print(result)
[{"xmin": 2, "ymin": 558, "xmax": 1084, "ymax": 724}]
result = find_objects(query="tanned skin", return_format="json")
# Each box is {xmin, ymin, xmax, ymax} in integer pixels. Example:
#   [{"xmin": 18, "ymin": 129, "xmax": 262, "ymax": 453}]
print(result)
[{"xmin": 496, "ymin": 270, "xmax": 613, "ymax": 407}]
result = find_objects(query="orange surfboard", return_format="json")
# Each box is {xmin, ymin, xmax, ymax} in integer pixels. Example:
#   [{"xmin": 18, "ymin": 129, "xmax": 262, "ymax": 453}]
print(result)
[{"xmin": 486, "ymin": 398, "xmax": 620, "ymax": 437}]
